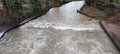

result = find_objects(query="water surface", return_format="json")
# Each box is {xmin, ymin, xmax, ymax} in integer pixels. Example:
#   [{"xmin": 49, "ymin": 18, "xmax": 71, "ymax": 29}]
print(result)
[{"xmin": 0, "ymin": 1, "xmax": 119, "ymax": 54}]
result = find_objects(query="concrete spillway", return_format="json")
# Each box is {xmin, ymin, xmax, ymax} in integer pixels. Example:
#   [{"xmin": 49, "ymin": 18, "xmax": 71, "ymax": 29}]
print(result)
[{"xmin": 0, "ymin": 1, "xmax": 119, "ymax": 54}]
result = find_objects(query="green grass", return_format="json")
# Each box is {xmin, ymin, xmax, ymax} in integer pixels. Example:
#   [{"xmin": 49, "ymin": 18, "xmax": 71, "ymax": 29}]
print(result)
[
  {"xmin": 96, "ymin": 10, "xmax": 108, "ymax": 18},
  {"xmin": 0, "ymin": 17, "xmax": 13, "ymax": 24},
  {"xmin": 118, "ymin": 13, "xmax": 120, "ymax": 16}
]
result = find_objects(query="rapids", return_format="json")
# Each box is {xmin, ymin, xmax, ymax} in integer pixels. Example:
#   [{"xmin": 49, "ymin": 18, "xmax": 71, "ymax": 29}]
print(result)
[{"xmin": 0, "ymin": 1, "xmax": 119, "ymax": 54}]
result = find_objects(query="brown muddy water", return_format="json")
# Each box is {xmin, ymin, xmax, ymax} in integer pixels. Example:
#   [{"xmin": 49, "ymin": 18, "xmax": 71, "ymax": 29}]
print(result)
[{"xmin": 0, "ymin": 1, "xmax": 119, "ymax": 54}]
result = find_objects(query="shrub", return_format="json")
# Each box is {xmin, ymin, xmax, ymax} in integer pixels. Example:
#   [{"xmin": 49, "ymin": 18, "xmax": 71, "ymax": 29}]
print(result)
[
  {"xmin": 6, "ymin": 0, "xmax": 23, "ymax": 20},
  {"xmin": 30, "ymin": 0, "xmax": 42, "ymax": 13},
  {"xmin": 0, "ymin": 16, "xmax": 13, "ymax": 24},
  {"xmin": 96, "ymin": 10, "xmax": 108, "ymax": 18}
]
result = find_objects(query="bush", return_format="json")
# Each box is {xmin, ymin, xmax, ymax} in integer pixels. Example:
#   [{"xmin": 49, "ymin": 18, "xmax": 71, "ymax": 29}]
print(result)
[
  {"xmin": 6, "ymin": 0, "xmax": 23, "ymax": 20},
  {"xmin": 30, "ymin": 0, "xmax": 42, "ymax": 13},
  {"xmin": 0, "ymin": 16, "xmax": 13, "ymax": 24},
  {"xmin": 96, "ymin": 10, "xmax": 108, "ymax": 18}
]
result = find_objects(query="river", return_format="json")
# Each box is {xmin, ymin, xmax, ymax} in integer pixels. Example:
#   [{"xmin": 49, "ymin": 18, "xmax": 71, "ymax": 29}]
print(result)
[{"xmin": 0, "ymin": 1, "xmax": 119, "ymax": 54}]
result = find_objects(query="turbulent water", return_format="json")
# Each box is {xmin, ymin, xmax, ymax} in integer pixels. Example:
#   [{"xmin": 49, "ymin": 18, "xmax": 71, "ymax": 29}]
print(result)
[{"xmin": 0, "ymin": 1, "xmax": 119, "ymax": 54}]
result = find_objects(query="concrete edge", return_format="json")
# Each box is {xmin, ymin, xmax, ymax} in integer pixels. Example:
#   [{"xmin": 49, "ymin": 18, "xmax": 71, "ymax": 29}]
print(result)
[
  {"xmin": 0, "ymin": 14, "xmax": 42, "ymax": 40},
  {"xmin": 99, "ymin": 21, "xmax": 120, "ymax": 52}
]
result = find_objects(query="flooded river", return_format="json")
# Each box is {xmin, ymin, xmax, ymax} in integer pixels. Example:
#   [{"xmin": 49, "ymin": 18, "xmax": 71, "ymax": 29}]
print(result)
[{"xmin": 0, "ymin": 1, "xmax": 119, "ymax": 54}]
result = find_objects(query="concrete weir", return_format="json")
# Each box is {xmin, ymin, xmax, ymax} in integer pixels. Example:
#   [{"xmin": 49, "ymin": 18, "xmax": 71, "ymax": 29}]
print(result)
[{"xmin": 0, "ymin": 1, "xmax": 119, "ymax": 54}]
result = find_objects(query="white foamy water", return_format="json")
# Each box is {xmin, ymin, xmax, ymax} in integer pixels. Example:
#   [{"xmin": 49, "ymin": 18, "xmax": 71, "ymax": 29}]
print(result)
[{"xmin": 0, "ymin": 1, "xmax": 119, "ymax": 54}]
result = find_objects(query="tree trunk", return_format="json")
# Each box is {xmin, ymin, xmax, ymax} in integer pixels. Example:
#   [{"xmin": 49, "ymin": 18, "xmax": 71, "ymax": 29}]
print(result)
[
  {"xmin": 109, "ymin": 0, "xmax": 113, "ymax": 2},
  {"xmin": 53, "ymin": 0, "xmax": 61, "ymax": 7},
  {"xmin": 85, "ymin": 0, "xmax": 97, "ymax": 7},
  {"xmin": 1, "ymin": 0, "xmax": 9, "ymax": 16}
]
